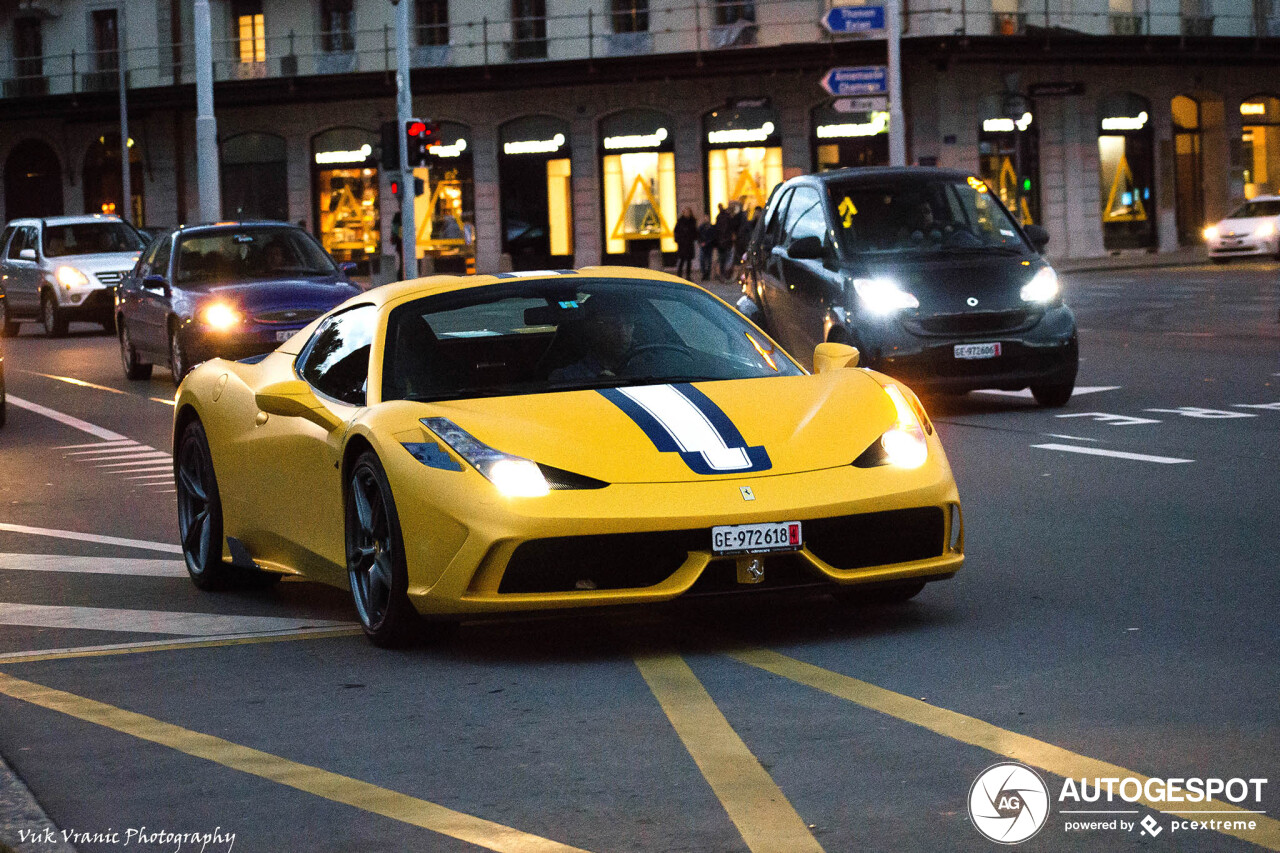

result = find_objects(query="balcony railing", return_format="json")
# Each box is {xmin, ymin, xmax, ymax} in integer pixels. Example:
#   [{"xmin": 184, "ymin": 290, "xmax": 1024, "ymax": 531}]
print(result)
[{"xmin": 1, "ymin": 0, "xmax": 1276, "ymax": 103}]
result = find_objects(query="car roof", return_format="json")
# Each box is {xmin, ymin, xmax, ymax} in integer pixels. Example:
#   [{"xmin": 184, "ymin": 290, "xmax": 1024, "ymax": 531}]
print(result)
[
  {"xmin": 170, "ymin": 221, "xmax": 300, "ymax": 237},
  {"xmin": 6, "ymin": 214, "xmax": 127, "ymax": 228},
  {"xmin": 789, "ymin": 166, "xmax": 979, "ymax": 186}
]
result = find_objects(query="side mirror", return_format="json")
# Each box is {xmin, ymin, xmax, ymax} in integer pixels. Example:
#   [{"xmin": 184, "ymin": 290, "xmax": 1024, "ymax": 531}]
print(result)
[
  {"xmin": 1023, "ymin": 224, "xmax": 1050, "ymax": 251},
  {"xmin": 143, "ymin": 274, "xmax": 168, "ymax": 294},
  {"xmin": 338, "ymin": 261, "xmax": 358, "ymax": 276},
  {"xmin": 813, "ymin": 341, "xmax": 860, "ymax": 373},
  {"xmin": 18, "ymin": 248, "xmax": 36, "ymax": 261},
  {"xmin": 255, "ymin": 379, "xmax": 342, "ymax": 430},
  {"xmin": 787, "ymin": 235, "xmax": 825, "ymax": 260}
]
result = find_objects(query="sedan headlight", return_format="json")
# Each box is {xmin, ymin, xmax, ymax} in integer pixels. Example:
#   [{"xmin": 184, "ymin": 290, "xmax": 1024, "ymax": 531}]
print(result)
[
  {"xmin": 55, "ymin": 266, "xmax": 90, "ymax": 289},
  {"xmin": 420, "ymin": 417, "xmax": 549, "ymax": 497},
  {"xmin": 1254, "ymin": 221, "xmax": 1277, "ymax": 239},
  {"xmin": 200, "ymin": 302, "xmax": 242, "ymax": 331},
  {"xmin": 1203, "ymin": 225, "xmax": 1219, "ymax": 241},
  {"xmin": 853, "ymin": 277, "xmax": 919, "ymax": 315},
  {"xmin": 1020, "ymin": 267, "xmax": 1060, "ymax": 303}
]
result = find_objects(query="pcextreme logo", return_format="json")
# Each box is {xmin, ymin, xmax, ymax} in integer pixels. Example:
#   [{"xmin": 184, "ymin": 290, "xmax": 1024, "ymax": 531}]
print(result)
[{"xmin": 968, "ymin": 762, "xmax": 1051, "ymax": 844}]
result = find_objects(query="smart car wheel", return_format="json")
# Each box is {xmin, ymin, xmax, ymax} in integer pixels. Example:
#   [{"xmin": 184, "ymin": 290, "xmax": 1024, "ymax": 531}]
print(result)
[
  {"xmin": 119, "ymin": 320, "xmax": 153, "ymax": 381},
  {"xmin": 1030, "ymin": 381, "xmax": 1074, "ymax": 408},
  {"xmin": 41, "ymin": 291, "xmax": 68, "ymax": 338},
  {"xmin": 346, "ymin": 451, "xmax": 429, "ymax": 647},
  {"xmin": 176, "ymin": 420, "xmax": 235, "ymax": 591}
]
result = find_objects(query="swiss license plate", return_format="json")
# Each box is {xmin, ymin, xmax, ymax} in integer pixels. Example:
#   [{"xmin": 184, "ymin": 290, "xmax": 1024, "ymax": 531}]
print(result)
[
  {"xmin": 275, "ymin": 330, "xmax": 296, "ymax": 342},
  {"xmin": 954, "ymin": 342, "xmax": 1002, "ymax": 360},
  {"xmin": 712, "ymin": 521, "xmax": 802, "ymax": 555}
]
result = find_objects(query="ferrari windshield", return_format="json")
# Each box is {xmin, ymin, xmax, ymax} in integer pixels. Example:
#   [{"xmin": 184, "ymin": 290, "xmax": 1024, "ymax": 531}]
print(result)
[
  {"xmin": 43, "ymin": 222, "xmax": 145, "ymax": 257},
  {"xmin": 829, "ymin": 177, "xmax": 1029, "ymax": 256},
  {"xmin": 175, "ymin": 227, "xmax": 337, "ymax": 285},
  {"xmin": 382, "ymin": 278, "xmax": 801, "ymax": 402}
]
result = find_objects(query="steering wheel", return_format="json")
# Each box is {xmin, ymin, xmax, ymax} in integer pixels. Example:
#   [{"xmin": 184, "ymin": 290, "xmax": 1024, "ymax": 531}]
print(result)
[{"xmin": 620, "ymin": 343, "xmax": 694, "ymax": 373}]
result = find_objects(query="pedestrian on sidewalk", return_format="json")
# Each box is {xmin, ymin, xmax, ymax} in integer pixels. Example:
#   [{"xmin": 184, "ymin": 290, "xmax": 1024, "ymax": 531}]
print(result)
[
  {"xmin": 697, "ymin": 216, "xmax": 717, "ymax": 281},
  {"xmin": 714, "ymin": 203, "xmax": 735, "ymax": 279},
  {"xmin": 674, "ymin": 207, "xmax": 697, "ymax": 280}
]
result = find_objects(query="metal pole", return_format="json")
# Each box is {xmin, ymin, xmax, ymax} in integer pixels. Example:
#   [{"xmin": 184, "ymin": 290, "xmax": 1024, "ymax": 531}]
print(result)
[
  {"xmin": 394, "ymin": 0, "xmax": 416, "ymax": 278},
  {"xmin": 194, "ymin": 0, "xmax": 220, "ymax": 223},
  {"xmin": 887, "ymin": 0, "xmax": 906, "ymax": 166},
  {"xmin": 117, "ymin": 35, "xmax": 131, "ymax": 222}
]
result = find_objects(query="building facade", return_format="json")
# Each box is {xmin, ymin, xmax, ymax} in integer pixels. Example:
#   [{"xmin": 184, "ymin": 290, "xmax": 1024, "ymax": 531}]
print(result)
[{"xmin": 1, "ymin": 0, "xmax": 1277, "ymax": 273}]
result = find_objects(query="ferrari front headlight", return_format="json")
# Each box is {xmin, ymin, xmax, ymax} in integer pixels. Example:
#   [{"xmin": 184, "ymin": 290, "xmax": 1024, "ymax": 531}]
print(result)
[
  {"xmin": 55, "ymin": 266, "xmax": 90, "ymax": 289},
  {"xmin": 420, "ymin": 417, "xmax": 549, "ymax": 497},
  {"xmin": 1020, "ymin": 267, "xmax": 1060, "ymax": 303},
  {"xmin": 880, "ymin": 384, "xmax": 929, "ymax": 468}
]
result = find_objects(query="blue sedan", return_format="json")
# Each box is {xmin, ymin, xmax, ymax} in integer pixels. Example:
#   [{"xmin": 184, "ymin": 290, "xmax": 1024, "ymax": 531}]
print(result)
[{"xmin": 115, "ymin": 222, "xmax": 363, "ymax": 384}]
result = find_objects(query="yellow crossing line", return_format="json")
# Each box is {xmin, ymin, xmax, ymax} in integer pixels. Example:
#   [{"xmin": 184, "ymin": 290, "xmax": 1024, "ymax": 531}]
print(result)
[
  {"xmin": 633, "ymin": 651, "xmax": 826, "ymax": 853},
  {"xmin": 0, "ymin": 626, "xmax": 365, "ymax": 666},
  {"xmin": 0, "ymin": 671, "xmax": 592, "ymax": 853},
  {"xmin": 728, "ymin": 648, "xmax": 1280, "ymax": 851}
]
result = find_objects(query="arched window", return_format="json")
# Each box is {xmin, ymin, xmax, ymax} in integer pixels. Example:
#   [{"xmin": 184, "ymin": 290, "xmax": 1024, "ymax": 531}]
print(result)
[
  {"xmin": 221, "ymin": 132, "xmax": 288, "ymax": 222},
  {"xmin": 1171, "ymin": 95, "xmax": 1204, "ymax": 245},
  {"xmin": 702, "ymin": 104, "xmax": 782, "ymax": 221},
  {"xmin": 4, "ymin": 139, "xmax": 63, "ymax": 220},
  {"xmin": 599, "ymin": 109, "xmax": 676, "ymax": 259},
  {"xmin": 311, "ymin": 126, "xmax": 379, "ymax": 268}
]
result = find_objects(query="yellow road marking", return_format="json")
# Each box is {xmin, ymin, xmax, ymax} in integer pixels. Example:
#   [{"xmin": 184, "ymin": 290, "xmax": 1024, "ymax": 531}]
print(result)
[
  {"xmin": 728, "ymin": 648, "xmax": 1280, "ymax": 851},
  {"xmin": 0, "ymin": 671, "xmax": 591, "ymax": 853},
  {"xmin": 0, "ymin": 627, "xmax": 364, "ymax": 666},
  {"xmin": 633, "ymin": 651, "xmax": 826, "ymax": 853}
]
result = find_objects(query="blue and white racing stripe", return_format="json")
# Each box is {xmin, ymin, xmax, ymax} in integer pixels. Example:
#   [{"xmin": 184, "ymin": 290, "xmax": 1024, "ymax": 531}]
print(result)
[{"xmin": 599, "ymin": 384, "xmax": 772, "ymax": 475}]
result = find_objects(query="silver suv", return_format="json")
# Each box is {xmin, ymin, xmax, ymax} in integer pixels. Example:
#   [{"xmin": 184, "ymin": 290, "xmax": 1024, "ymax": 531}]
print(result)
[{"xmin": 0, "ymin": 215, "xmax": 146, "ymax": 337}]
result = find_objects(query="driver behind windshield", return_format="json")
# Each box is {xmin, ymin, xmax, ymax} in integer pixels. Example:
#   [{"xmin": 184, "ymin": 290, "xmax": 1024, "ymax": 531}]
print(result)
[{"xmin": 549, "ymin": 294, "xmax": 639, "ymax": 380}]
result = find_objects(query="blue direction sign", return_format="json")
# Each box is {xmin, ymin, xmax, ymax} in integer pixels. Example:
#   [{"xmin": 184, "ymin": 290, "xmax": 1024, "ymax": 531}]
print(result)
[
  {"xmin": 821, "ymin": 66, "xmax": 888, "ymax": 96},
  {"xmin": 822, "ymin": 5, "xmax": 886, "ymax": 33}
]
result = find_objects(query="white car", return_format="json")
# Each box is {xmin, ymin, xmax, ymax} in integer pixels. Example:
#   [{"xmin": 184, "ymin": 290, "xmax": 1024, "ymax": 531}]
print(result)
[
  {"xmin": 0, "ymin": 215, "xmax": 147, "ymax": 337},
  {"xmin": 1204, "ymin": 195, "xmax": 1280, "ymax": 262}
]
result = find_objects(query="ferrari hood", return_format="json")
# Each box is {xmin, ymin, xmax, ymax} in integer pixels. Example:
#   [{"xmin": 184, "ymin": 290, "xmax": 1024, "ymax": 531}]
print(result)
[{"xmin": 406, "ymin": 371, "xmax": 898, "ymax": 484}]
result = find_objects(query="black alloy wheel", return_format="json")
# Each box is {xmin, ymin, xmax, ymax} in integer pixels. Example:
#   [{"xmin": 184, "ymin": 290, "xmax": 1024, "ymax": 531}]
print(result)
[
  {"xmin": 0, "ymin": 298, "xmax": 17, "ymax": 337},
  {"xmin": 119, "ymin": 319, "xmax": 153, "ymax": 380},
  {"xmin": 1030, "ymin": 381, "xmax": 1075, "ymax": 407},
  {"xmin": 41, "ymin": 291, "xmax": 67, "ymax": 337},
  {"xmin": 345, "ymin": 452, "xmax": 438, "ymax": 647},
  {"xmin": 176, "ymin": 420, "xmax": 233, "ymax": 590}
]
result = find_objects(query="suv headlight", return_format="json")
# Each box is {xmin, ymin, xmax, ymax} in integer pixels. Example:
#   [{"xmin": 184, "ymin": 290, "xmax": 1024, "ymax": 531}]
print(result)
[
  {"xmin": 853, "ymin": 277, "xmax": 919, "ymax": 315},
  {"xmin": 421, "ymin": 417, "xmax": 549, "ymax": 497},
  {"xmin": 55, "ymin": 266, "xmax": 90, "ymax": 289},
  {"xmin": 1020, "ymin": 267, "xmax": 1060, "ymax": 303}
]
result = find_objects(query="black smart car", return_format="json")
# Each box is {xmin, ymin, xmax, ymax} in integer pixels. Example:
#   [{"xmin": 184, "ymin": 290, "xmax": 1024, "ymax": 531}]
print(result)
[{"xmin": 739, "ymin": 168, "xmax": 1077, "ymax": 406}]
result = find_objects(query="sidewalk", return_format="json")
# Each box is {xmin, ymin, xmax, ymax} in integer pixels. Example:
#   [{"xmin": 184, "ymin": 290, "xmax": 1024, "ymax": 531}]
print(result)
[
  {"xmin": 1049, "ymin": 246, "xmax": 1209, "ymax": 273},
  {"xmin": 0, "ymin": 753, "xmax": 75, "ymax": 853}
]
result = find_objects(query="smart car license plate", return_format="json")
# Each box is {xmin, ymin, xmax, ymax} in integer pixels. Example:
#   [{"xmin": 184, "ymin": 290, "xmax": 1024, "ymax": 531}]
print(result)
[
  {"xmin": 276, "ymin": 330, "xmax": 296, "ymax": 342},
  {"xmin": 954, "ymin": 342, "xmax": 1001, "ymax": 360},
  {"xmin": 712, "ymin": 522, "xmax": 802, "ymax": 555}
]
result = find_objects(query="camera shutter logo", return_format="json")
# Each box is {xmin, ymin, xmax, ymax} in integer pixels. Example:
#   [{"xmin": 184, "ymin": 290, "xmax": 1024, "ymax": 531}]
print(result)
[{"xmin": 968, "ymin": 762, "xmax": 1050, "ymax": 844}]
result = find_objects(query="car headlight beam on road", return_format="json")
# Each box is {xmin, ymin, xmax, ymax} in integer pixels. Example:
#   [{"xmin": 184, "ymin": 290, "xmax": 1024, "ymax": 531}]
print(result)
[
  {"xmin": 421, "ymin": 417, "xmax": 550, "ymax": 497},
  {"xmin": 1020, "ymin": 267, "xmax": 1060, "ymax": 304},
  {"xmin": 853, "ymin": 277, "xmax": 919, "ymax": 315},
  {"xmin": 55, "ymin": 266, "xmax": 90, "ymax": 289},
  {"xmin": 201, "ymin": 302, "xmax": 242, "ymax": 331}
]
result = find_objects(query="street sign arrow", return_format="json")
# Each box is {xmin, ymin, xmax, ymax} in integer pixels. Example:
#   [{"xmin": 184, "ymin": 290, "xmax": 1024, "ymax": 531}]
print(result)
[
  {"xmin": 822, "ymin": 5, "xmax": 886, "ymax": 33},
  {"xmin": 821, "ymin": 66, "xmax": 888, "ymax": 96}
]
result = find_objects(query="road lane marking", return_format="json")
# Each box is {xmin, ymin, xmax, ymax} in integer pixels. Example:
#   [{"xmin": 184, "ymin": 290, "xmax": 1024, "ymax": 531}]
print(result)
[
  {"xmin": 0, "ymin": 603, "xmax": 351, "ymax": 636},
  {"xmin": 633, "ymin": 651, "xmax": 826, "ymax": 853},
  {"xmin": 0, "ymin": 672, "xmax": 594, "ymax": 853},
  {"xmin": 57, "ymin": 439, "xmax": 136, "ymax": 450},
  {"xmin": 0, "ymin": 553, "xmax": 187, "ymax": 577},
  {"xmin": 5, "ymin": 396, "xmax": 126, "ymax": 440},
  {"xmin": 125, "ymin": 473, "xmax": 175, "ymax": 481},
  {"xmin": 1044, "ymin": 434, "xmax": 1099, "ymax": 442},
  {"xmin": 1031, "ymin": 444, "xmax": 1193, "ymax": 464},
  {"xmin": 726, "ymin": 649, "xmax": 1280, "ymax": 851},
  {"xmin": 0, "ymin": 627, "xmax": 363, "ymax": 665},
  {"xmin": 971, "ymin": 385, "xmax": 1121, "ymax": 399},
  {"xmin": 64, "ymin": 443, "xmax": 142, "ymax": 455},
  {"xmin": 0, "ymin": 523, "xmax": 181, "ymax": 554},
  {"xmin": 17, "ymin": 370, "xmax": 130, "ymax": 396},
  {"xmin": 151, "ymin": 397, "xmax": 177, "ymax": 406},
  {"xmin": 94, "ymin": 457, "xmax": 173, "ymax": 469}
]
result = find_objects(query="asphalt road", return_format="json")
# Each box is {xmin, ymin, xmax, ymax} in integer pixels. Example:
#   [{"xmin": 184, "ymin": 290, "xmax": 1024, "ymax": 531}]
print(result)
[{"xmin": 0, "ymin": 262, "xmax": 1277, "ymax": 853}]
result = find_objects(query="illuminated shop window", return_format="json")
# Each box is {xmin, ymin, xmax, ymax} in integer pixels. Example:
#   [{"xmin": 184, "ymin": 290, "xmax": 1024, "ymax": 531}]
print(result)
[
  {"xmin": 412, "ymin": 121, "xmax": 475, "ymax": 274},
  {"xmin": 1097, "ymin": 93, "xmax": 1155, "ymax": 250},
  {"xmin": 600, "ymin": 110, "xmax": 676, "ymax": 257},
  {"xmin": 1240, "ymin": 96, "xmax": 1280, "ymax": 199},
  {"xmin": 704, "ymin": 104, "xmax": 782, "ymax": 220},
  {"xmin": 977, "ymin": 98, "xmax": 1039, "ymax": 225},
  {"xmin": 499, "ymin": 115, "xmax": 574, "ymax": 270},
  {"xmin": 312, "ymin": 127, "xmax": 380, "ymax": 268}
]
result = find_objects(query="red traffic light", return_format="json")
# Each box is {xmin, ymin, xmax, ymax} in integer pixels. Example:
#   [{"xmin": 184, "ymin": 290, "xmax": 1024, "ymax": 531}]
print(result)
[{"xmin": 407, "ymin": 120, "xmax": 427, "ymax": 137}]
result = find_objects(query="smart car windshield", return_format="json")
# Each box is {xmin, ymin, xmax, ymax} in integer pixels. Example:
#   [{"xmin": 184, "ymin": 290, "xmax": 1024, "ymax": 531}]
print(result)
[
  {"xmin": 382, "ymin": 278, "xmax": 802, "ymax": 402},
  {"xmin": 828, "ymin": 177, "xmax": 1029, "ymax": 256},
  {"xmin": 1227, "ymin": 200, "xmax": 1280, "ymax": 218},
  {"xmin": 175, "ymin": 227, "xmax": 337, "ymax": 285},
  {"xmin": 43, "ymin": 222, "xmax": 145, "ymax": 257}
]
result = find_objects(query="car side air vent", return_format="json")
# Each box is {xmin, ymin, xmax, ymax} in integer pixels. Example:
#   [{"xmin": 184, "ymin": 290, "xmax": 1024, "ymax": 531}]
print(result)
[{"xmin": 537, "ymin": 464, "xmax": 609, "ymax": 490}]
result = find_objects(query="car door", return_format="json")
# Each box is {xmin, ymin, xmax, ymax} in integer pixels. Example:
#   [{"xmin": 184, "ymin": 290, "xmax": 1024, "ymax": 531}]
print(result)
[
  {"xmin": 770, "ymin": 186, "xmax": 840, "ymax": 359},
  {"xmin": 242, "ymin": 304, "xmax": 377, "ymax": 578},
  {"xmin": 755, "ymin": 188, "xmax": 792, "ymax": 340},
  {"xmin": 5, "ymin": 227, "xmax": 40, "ymax": 315},
  {"xmin": 131, "ymin": 235, "xmax": 174, "ymax": 357},
  {"xmin": 0, "ymin": 226, "xmax": 15, "ymax": 311}
]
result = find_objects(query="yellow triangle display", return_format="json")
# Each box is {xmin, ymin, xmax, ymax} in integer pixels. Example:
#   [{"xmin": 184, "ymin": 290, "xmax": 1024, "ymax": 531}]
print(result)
[
  {"xmin": 417, "ymin": 179, "xmax": 467, "ymax": 248},
  {"xmin": 610, "ymin": 174, "xmax": 672, "ymax": 242},
  {"xmin": 1102, "ymin": 153, "xmax": 1147, "ymax": 223},
  {"xmin": 996, "ymin": 157, "xmax": 1034, "ymax": 225},
  {"xmin": 730, "ymin": 168, "xmax": 766, "ymax": 209}
]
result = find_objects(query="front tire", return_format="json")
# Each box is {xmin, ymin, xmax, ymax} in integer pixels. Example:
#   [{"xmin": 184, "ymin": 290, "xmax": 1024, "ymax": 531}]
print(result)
[
  {"xmin": 41, "ymin": 291, "xmax": 68, "ymax": 338},
  {"xmin": 169, "ymin": 326, "xmax": 189, "ymax": 385},
  {"xmin": 1030, "ymin": 381, "xmax": 1074, "ymax": 407},
  {"xmin": 119, "ymin": 319, "xmax": 153, "ymax": 381},
  {"xmin": 176, "ymin": 420, "xmax": 235, "ymax": 590},
  {"xmin": 345, "ymin": 452, "xmax": 430, "ymax": 647},
  {"xmin": 0, "ymin": 298, "xmax": 18, "ymax": 337}
]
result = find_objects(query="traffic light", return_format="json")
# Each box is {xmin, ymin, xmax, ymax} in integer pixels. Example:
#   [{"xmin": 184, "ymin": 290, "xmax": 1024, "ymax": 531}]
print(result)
[
  {"xmin": 380, "ymin": 120, "xmax": 400, "ymax": 170},
  {"xmin": 405, "ymin": 118, "xmax": 440, "ymax": 167},
  {"xmin": 390, "ymin": 177, "xmax": 426, "ymax": 198}
]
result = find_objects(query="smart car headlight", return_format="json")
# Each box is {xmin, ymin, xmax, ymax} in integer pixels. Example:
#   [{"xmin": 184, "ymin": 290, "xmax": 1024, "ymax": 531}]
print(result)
[
  {"xmin": 55, "ymin": 266, "xmax": 90, "ymax": 289},
  {"xmin": 1020, "ymin": 267, "xmax": 1060, "ymax": 303},
  {"xmin": 201, "ymin": 302, "xmax": 242, "ymax": 331},
  {"xmin": 420, "ymin": 417, "xmax": 549, "ymax": 497},
  {"xmin": 853, "ymin": 277, "xmax": 919, "ymax": 315},
  {"xmin": 1254, "ymin": 221, "xmax": 1277, "ymax": 239},
  {"xmin": 1203, "ymin": 225, "xmax": 1219, "ymax": 241}
]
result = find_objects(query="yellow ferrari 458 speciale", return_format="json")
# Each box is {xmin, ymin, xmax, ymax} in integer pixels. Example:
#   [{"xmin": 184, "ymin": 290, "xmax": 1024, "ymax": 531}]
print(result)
[{"xmin": 173, "ymin": 267, "xmax": 963, "ymax": 645}]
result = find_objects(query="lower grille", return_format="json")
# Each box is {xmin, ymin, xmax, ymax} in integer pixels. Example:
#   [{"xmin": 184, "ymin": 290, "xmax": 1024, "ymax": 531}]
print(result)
[
  {"xmin": 499, "ymin": 528, "xmax": 705, "ymax": 593},
  {"xmin": 255, "ymin": 308, "xmax": 324, "ymax": 324},
  {"xmin": 804, "ymin": 507, "xmax": 945, "ymax": 570},
  {"xmin": 914, "ymin": 310, "xmax": 1032, "ymax": 335}
]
